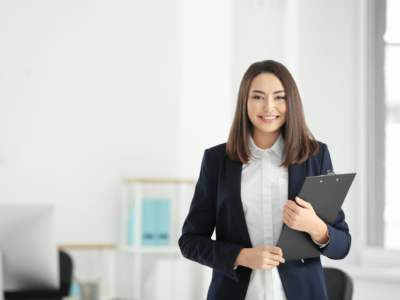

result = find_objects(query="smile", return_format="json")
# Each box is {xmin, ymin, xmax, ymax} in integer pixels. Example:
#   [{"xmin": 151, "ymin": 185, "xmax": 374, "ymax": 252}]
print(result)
[{"xmin": 259, "ymin": 116, "xmax": 279, "ymax": 123}]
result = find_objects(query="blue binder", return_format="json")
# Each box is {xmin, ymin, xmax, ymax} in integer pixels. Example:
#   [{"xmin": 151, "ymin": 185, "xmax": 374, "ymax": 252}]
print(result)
[
  {"xmin": 156, "ymin": 199, "xmax": 170, "ymax": 245},
  {"xmin": 126, "ymin": 198, "xmax": 170, "ymax": 246},
  {"xmin": 142, "ymin": 199, "xmax": 157, "ymax": 245}
]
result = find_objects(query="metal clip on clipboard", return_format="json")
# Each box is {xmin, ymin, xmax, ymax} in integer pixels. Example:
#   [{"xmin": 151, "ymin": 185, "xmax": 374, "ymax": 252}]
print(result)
[{"xmin": 327, "ymin": 170, "xmax": 336, "ymax": 176}]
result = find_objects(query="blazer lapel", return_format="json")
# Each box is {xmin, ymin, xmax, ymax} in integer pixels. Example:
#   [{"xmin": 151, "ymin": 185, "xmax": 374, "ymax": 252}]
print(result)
[
  {"xmin": 288, "ymin": 161, "xmax": 307, "ymax": 203},
  {"xmin": 226, "ymin": 157, "xmax": 307, "ymax": 247},
  {"xmin": 226, "ymin": 158, "xmax": 252, "ymax": 247}
]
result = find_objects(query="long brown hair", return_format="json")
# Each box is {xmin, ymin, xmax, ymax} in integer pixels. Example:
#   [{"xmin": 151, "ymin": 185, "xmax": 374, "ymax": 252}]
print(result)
[{"xmin": 226, "ymin": 60, "xmax": 319, "ymax": 168}]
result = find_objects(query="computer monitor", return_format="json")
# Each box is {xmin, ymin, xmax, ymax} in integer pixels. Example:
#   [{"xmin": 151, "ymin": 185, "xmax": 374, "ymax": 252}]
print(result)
[{"xmin": 0, "ymin": 204, "xmax": 59, "ymax": 299}]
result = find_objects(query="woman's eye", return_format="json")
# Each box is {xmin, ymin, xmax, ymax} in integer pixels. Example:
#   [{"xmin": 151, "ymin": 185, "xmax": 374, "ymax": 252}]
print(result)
[{"xmin": 252, "ymin": 95, "xmax": 285, "ymax": 100}]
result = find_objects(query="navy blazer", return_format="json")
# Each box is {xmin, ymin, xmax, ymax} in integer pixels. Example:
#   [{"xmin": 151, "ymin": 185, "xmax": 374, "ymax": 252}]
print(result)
[{"xmin": 178, "ymin": 141, "xmax": 351, "ymax": 300}]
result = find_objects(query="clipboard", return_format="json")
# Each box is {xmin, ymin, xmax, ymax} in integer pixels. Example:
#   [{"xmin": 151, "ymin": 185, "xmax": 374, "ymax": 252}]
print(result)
[{"xmin": 276, "ymin": 170, "xmax": 356, "ymax": 260}]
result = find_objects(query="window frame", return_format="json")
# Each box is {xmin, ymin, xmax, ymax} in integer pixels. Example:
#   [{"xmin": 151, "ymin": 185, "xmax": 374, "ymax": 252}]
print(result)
[{"xmin": 356, "ymin": 0, "xmax": 400, "ymax": 269}]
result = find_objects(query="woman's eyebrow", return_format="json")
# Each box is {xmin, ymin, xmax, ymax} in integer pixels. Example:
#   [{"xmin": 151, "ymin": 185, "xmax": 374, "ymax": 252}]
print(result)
[{"xmin": 251, "ymin": 89, "xmax": 285, "ymax": 94}]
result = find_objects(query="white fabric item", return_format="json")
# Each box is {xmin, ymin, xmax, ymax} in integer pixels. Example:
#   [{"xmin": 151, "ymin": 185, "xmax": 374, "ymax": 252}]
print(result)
[{"xmin": 235, "ymin": 132, "xmax": 329, "ymax": 300}]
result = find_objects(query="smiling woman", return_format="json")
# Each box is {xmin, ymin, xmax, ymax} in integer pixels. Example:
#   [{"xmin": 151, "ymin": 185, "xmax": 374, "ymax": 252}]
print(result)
[{"xmin": 178, "ymin": 60, "xmax": 351, "ymax": 300}]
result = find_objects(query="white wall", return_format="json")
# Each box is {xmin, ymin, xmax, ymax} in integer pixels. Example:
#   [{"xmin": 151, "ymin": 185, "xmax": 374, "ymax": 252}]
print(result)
[
  {"xmin": 0, "ymin": 0, "xmax": 231, "ymax": 299},
  {"xmin": 0, "ymin": 0, "xmax": 181, "ymax": 244},
  {"xmin": 0, "ymin": 1, "xmax": 183, "ymax": 299},
  {"xmin": 179, "ymin": 1, "xmax": 233, "ymax": 298}
]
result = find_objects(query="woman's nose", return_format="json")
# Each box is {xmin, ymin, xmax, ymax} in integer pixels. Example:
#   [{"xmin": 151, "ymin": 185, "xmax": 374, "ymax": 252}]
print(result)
[{"xmin": 263, "ymin": 99, "xmax": 275, "ymax": 110}]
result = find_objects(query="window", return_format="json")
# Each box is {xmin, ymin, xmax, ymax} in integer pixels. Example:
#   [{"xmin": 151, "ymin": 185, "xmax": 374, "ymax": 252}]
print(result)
[
  {"xmin": 367, "ymin": 0, "xmax": 400, "ymax": 251},
  {"xmin": 383, "ymin": 0, "xmax": 400, "ymax": 250}
]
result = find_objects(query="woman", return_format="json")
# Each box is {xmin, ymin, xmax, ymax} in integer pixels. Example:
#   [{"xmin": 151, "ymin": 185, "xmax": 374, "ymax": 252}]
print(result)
[{"xmin": 178, "ymin": 60, "xmax": 351, "ymax": 300}]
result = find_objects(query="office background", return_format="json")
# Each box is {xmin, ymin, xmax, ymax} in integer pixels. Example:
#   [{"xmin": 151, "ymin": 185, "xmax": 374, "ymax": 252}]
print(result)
[{"xmin": 0, "ymin": 0, "xmax": 399, "ymax": 299}]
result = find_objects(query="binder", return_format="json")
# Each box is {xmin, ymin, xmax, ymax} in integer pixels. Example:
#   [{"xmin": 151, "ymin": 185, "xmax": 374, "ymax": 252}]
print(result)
[
  {"xmin": 276, "ymin": 170, "xmax": 356, "ymax": 260},
  {"xmin": 142, "ymin": 199, "xmax": 157, "ymax": 245},
  {"xmin": 127, "ymin": 198, "xmax": 171, "ymax": 246},
  {"xmin": 156, "ymin": 199, "xmax": 170, "ymax": 246}
]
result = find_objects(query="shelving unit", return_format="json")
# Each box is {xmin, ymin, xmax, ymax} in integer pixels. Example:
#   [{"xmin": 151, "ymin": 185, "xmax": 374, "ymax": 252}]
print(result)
[
  {"xmin": 119, "ymin": 177, "xmax": 195, "ymax": 300},
  {"xmin": 118, "ymin": 245, "xmax": 180, "ymax": 254}
]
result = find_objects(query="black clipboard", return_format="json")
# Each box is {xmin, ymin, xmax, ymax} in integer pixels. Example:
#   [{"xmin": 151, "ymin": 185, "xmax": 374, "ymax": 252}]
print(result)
[{"xmin": 276, "ymin": 170, "xmax": 356, "ymax": 260}]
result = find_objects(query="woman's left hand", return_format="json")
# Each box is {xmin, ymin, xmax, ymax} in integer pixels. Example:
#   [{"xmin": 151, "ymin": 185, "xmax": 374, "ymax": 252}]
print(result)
[{"xmin": 281, "ymin": 197, "xmax": 321, "ymax": 234}]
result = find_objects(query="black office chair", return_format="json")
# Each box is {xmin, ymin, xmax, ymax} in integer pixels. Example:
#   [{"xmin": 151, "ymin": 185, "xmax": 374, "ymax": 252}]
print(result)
[
  {"xmin": 323, "ymin": 267, "xmax": 354, "ymax": 300},
  {"xmin": 4, "ymin": 250, "xmax": 73, "ymax": 300}
]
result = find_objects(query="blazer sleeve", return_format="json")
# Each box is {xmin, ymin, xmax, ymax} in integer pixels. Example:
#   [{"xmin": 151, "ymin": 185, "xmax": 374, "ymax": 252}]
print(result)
[
  {"xmin": 178, "ymin": 149, "xmax": 246, "ymax": 282},
  {"xmin": 317, "ymin": 143, "xmax": 352, "ymax": 259}
]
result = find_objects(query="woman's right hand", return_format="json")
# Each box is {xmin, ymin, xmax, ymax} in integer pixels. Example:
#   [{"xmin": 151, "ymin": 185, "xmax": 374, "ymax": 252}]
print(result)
[{"xmin": 235, "ymin": 245, "xmax": 285, "ymax": 270}]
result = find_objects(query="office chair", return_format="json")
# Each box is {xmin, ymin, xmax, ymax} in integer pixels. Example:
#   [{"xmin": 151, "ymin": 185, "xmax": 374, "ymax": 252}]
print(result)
[
  {"xmin": 323, "ymin": 267, "xmax": 354, "ymax": 300},
  {"xmin": 4, "ymin": 250, "xmax": 73, "ymax": 300}
]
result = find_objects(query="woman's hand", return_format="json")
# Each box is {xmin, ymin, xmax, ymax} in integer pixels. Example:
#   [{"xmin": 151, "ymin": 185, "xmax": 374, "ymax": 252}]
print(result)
[
  {"xmin": 234, "ymin": 245, "xmax": 285, "ymax": 270},
  {"xmin": 282, "ymin": 197, "xmax": 327, "ymax": 240}
]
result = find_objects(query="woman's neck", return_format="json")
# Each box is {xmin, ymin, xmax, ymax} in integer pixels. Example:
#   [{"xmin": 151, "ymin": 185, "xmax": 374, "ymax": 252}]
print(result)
[{"xmin": 251, "ymin": 128, "xmax": 281, "ymax": 150}]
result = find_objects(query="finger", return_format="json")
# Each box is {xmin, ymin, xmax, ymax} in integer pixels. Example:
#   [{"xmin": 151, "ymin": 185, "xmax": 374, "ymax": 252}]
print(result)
[
  {"xmin": 271, "ymin": 246, "xmax": 283, "ymax": 256},
  {"xmin": 274, "ymin": 255, "xmax": 285, "ymax": 263},
  {"xmin": 282, "ymin": 208, "xmax": 293, "ymax": 220},
  {"xmin": 270, "ymin": 253, "xmax": 284, "ymax": 263},
  {"xmin": 282, "ymin": 215, "xmax": 290, "ymax": 227},
  {"xmin": 285, "ymin": 200, "xmax": 300, "ymax": 213},
  {"xmin": 266, "ymin": 258, "xmax": 279, "ymax": 266},
  {"xmin": 269, "ymin": 253, "xmax": 280, "ymax": 261},
  {"xmin": 296, "ymin": 197, "xmax": 310, "ymax": 208},
  {"xmin": 282, "ymin": 205, "xmax": 295, "ymax": 219}
]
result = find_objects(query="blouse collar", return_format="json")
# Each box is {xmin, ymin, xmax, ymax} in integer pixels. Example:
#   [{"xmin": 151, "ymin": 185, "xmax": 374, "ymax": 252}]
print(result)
[{"xmin": 248, "ymin": 131, "xmax": 285, "ymax": 159}]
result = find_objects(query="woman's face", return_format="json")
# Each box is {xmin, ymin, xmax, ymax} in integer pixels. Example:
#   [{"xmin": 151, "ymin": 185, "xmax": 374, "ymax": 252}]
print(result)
[{"xmin": 247, "ymin": 72, "xmax": 287, "ymax": 135}]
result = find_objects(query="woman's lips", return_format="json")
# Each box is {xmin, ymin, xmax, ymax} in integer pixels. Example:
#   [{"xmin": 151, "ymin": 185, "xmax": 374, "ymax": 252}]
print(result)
[{"xmin": 259, "ymin": 116, "xmax": 279, "ymax": 123}]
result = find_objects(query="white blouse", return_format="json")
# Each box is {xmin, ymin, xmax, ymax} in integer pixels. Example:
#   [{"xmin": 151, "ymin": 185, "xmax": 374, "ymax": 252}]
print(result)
[{"xmin": 235, "ymin": 132, "xmax": 330, "ymax": 300}]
